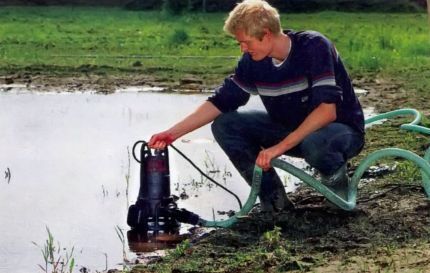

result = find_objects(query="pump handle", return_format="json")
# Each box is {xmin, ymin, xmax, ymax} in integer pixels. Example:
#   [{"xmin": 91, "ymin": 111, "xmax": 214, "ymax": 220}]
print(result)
[{"xmin": 132, "ymin": 140, "xmax": 148, "ymax": 163}]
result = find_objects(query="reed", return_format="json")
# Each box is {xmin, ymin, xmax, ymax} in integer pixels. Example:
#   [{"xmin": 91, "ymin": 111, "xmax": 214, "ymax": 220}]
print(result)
[{"xmin": 32, "ymin": 226, "xmax": 75, "ymax": 273}]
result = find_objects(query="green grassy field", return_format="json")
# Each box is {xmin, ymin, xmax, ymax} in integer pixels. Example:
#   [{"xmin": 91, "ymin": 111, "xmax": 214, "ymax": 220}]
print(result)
[{"xmin": 0, "ymin": 7, "xmax": 429, "ymax": 79}]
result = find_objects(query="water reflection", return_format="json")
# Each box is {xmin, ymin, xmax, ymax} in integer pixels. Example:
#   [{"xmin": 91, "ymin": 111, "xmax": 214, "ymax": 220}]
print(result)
[{"xmin": 127, "ymin": 230, "xmax": 186, "ymax": 253}]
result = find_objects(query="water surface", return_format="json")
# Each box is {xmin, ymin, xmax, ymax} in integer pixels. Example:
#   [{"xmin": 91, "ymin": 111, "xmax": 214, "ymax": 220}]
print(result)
[{"xmin": 0, "ymin": 88, "xmax": 308, "ymax": 272}]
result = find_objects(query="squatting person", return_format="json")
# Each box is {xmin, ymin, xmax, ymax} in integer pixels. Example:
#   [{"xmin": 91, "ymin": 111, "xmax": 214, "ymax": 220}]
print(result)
[{"xmin": 148, "ymin": 0, "xmax": 365, "ymax": 212}]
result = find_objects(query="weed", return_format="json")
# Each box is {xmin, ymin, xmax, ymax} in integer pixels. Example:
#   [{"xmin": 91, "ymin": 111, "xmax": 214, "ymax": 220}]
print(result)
[
  {"xmin": 168, "ymin": 239, "xmax": 191, "ymax": 259},
  {"xmin": 221, "ymin": 166, "xmax": 233, "ymax": 184},
  {"xmin": 4, "ymin": 167, "xmax": 11, "ymax": 184},
  {"xmin": 203, "ymin": 150, "xmax": 219, "ymax": 176},
  {"xmin": 168, "ymin": 29, "xmax": 190, "ymax": 46},
  {"xmin": 396, "ymin": 161, "xmax": 421, "ymax": 183},
  {"xmin": 101, "ymin": 184, "xmax": 108, "ymax": 197},
  {"xmin": 102, "ymin": 252, "xmax": 108, "ymax": 271},
  {"xmin": 32, "ymin": 226, "xmax": 75, "ymax": 273},
  {"xmin": 125, "ymin": 146, "xmax": 131, "ymax": 207},
  {"xmin": 114, "ymin": 225, "xmax": 129, "ymax": 265},
  {"xmin": 261, "ymin": 226, "xmax": 282, "ymax": 251}
]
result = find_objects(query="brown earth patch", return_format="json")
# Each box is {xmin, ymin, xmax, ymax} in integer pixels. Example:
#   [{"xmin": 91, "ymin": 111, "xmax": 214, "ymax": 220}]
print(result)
[{"xmin": 0, "ymin": 73, "xmax": 212, "ymax": 94}]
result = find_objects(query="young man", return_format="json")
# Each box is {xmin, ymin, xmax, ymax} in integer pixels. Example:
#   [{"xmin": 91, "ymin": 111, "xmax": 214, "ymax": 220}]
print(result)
[{"xmin": 149, "ymin": 0, "xmax": 365, "ymax": 212}]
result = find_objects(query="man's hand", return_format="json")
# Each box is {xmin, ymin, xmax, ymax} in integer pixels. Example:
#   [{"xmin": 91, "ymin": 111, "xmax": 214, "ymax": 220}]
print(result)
[
  {"xmin": 256, "ymin": 145, "xmax": 284, "ymax": 171},
  {"xmin": 148, "ymin": 101, "xmax": 222, "ymax": 150},
  {"xmin": 256, "ymin": 103, "xmax": 337, "ymax": 170},
  {"xmin": 148, "ymin": 131, "xmax": 175, "ymax": 149}
]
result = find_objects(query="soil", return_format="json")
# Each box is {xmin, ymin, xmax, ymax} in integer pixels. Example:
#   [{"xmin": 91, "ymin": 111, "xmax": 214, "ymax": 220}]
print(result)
[
  {"xmin": 234, "ymin": 184, "xmax": 430, "ymax": 272},
  {"xmin": 131, "ymin": 182, "xmax": 430, "ymax": 273},
  {"xmin": 2, "ymin": 72, "xmax": 430, "ymax": 272},
  {"xmin": 0, "ymin": 73, "xmax": 212, "ymax": 94}
]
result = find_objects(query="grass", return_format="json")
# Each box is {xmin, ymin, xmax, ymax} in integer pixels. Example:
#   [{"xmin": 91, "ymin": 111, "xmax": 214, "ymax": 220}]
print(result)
[
  {"xmin": 0, "ymin": 7, "xmax": 235, "ymax": 79},
  {"xmin": 0, "ymin": 7, "xmax": 429, "ymax": 83},
  {"xmin": 32, "ymin": 227, "xmax": 75, "ymax": 273}
]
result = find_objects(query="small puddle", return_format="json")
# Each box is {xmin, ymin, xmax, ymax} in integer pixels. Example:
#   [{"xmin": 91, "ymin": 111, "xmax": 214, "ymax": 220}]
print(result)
[{"xmin": 0, "ymin": 86, "xmax": 377, "ymax": 272}]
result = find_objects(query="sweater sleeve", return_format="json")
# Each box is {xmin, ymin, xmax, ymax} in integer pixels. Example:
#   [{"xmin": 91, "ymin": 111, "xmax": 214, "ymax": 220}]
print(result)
[
  {"xmin": 207, "ymin": 55, "xmax": 254, "ymax": 113},
  {"xmin": 307, "ymin": 34, "xmax": 343, "ymax": 109}
]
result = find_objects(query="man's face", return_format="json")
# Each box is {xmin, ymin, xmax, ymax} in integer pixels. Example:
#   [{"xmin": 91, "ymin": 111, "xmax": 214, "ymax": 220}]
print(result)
[{"xmin": 234, "ymin": 29, "xmax": 272, "ymax": 61}]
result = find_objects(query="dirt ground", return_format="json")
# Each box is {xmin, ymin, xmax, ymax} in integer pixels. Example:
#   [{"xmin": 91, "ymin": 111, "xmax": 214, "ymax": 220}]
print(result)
[
  {"xmin": 0, "ymin": 73, "xmax": 209, "ymax": 94},
  {"xmin": 236, "ymin": 184, "xmax": 430, "ymax": 272},
  {"xmin": 2, "ymin": 72, "xmax": 430, "ymax": 272}
]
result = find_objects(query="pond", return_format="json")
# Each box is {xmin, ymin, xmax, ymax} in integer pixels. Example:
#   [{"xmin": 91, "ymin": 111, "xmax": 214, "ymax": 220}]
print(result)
[{"xmin": 0, "ymin": 87, "xmax": 316, "ymax": 273}]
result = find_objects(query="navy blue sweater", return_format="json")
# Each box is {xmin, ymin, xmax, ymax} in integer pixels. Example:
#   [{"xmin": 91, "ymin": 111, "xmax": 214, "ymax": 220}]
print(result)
[{"xmin": 208, "ymin": 30, "xmax": 365, "ymax": 134}]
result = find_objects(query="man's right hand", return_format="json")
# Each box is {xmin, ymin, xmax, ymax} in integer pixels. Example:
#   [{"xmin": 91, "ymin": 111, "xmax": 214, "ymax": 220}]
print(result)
[
  {"xmin": 147, "ymin": 101, "xmax": 221, "ymax": 150},
  {"xmin": 148, "ymin": 131, "xmax": 175, "ymax": 149}
]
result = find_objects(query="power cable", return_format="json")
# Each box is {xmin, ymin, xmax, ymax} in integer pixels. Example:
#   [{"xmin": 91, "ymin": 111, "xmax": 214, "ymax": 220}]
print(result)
[{"xmin": 170, "ymin": 144, "xmax": 243, "ymax": 209}]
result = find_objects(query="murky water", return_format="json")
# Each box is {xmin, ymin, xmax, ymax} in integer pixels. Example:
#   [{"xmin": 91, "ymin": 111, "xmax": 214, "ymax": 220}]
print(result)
[
  {"xmin": 0, "ymin": 87, "xmax": 313, "ymax": 272},
  {"xmin": 0, "ymin": 86, "xmax": 376, "ymax": 272}
]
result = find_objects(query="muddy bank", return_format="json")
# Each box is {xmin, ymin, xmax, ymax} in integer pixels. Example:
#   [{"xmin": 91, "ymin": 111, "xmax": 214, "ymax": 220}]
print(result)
[
  {"xmin": 0, "ymin": 73, "xmax": 212, "ymax": 94},
  {"xmin": 131, "ymin": 182, "xmax": 430, "ymax": 273},
  {"xmin": 235, "ymin": 185, "xmax": 429, "ymax": 270},
  {"xmin": 2, "ymin": 72, "xmax": 428, "ymax": 114}
]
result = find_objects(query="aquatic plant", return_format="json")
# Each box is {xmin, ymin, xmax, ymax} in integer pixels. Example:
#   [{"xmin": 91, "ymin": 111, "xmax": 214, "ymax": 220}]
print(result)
[
  {"xmin": 32, "ymin": 226, "xmax": 75, "ymax": 273},
  {"xmin": 114, "ymin": 225, "xmax": 129, "ymax": 266},
  {"xmin": 125, "ymin": 146, "xmax": 131, "ymax": 207}
]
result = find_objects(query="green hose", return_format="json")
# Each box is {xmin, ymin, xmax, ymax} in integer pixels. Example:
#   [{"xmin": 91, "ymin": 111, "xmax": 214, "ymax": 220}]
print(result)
[
  {"xmin": 200, "ymin": 166, "xmax": 263, "ymax": 227},
  {"xmin": 202, "ymin": 108, "xmax": 430, "ymax": 227}
]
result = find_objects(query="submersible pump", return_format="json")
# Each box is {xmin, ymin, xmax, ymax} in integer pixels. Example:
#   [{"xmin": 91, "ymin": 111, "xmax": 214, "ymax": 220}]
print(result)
[{"xmin": 127, "ymin": 141, "xmax": 201, "ymax": 234}]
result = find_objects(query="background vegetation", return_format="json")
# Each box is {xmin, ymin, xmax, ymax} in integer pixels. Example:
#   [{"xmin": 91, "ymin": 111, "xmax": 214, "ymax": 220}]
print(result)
[
  {"xmin": 0, "ymin": 7, "xmax": 429, "ymax": 84},
  {"xmin": 0, "ymin": 0, "xmax": 426, "ymax": 13}
]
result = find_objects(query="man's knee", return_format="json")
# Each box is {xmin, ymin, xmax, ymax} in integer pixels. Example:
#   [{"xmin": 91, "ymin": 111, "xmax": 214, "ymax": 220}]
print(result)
[
  {"xmin": 211, "ymin": 112, "xmax": 240, "ymax": 139},
  {"xmin": 300, "ymin": 135, "xmax": 326, "ymax": 164}
]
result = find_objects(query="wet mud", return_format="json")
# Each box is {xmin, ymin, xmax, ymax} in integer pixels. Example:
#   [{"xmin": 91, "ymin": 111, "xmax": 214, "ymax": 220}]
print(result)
[
  {"xmin": 0, "ymin": 73, "xmax": 209, "ymax": 94},
  {"xmin": 132, "ymin": 185, "xmax": 430, "ymax": 272}
]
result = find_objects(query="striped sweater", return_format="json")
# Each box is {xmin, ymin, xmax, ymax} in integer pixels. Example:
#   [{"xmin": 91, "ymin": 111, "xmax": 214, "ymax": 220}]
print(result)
[{"xmin": 208, "ymin": 30, "xmax": 365, "ymax": 134}]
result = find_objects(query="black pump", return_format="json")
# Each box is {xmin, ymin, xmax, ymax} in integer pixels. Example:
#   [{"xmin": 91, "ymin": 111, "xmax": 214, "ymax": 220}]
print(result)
[{"xmin": 127, "ymin": 141, "xmax": 200, "ymax": 234}]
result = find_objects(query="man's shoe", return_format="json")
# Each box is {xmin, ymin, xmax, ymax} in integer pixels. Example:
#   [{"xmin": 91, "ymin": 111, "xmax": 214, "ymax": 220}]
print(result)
[
  {"xmin": 260, "ymin": 191, "xmax": 294, "ymax": 213},
  {"xmin": 321, "ymin": 163, "xmax": 350, "ymax": 201}
]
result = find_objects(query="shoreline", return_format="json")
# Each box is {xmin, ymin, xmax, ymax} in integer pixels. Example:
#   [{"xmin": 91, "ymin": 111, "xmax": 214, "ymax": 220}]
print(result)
[{"xmin": 0, "ymin": 72, "xmax": 422, "ymax": 115}]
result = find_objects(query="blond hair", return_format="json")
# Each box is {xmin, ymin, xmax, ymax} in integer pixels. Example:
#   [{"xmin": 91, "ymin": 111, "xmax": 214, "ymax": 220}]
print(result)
[{"xmin": 224, "ymin": 0, "xmax": 282, "ymax": 40}]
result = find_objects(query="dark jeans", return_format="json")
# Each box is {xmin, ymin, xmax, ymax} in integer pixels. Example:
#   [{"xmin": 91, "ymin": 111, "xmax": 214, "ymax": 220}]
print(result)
[{"xmin": 211, "ymin": 110, "xmax": 364, "ymax": 210}]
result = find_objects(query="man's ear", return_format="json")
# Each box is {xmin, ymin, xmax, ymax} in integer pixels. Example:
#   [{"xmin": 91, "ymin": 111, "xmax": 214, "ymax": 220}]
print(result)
[{"xmin": 262, "ymin": 28, "xmax": 272, "ymax": 41}]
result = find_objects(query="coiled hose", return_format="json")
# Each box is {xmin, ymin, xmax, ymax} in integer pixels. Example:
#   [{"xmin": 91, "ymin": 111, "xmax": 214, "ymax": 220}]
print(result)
[{"xmin": 201, "ymin": 108, "xmax": 430, "ymax": 228}]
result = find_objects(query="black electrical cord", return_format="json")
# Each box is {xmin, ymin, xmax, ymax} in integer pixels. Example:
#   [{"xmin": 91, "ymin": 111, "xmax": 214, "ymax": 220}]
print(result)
[{"xmin": 170, "ymin": 144, "xmax": 243, "ymax": 209}]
